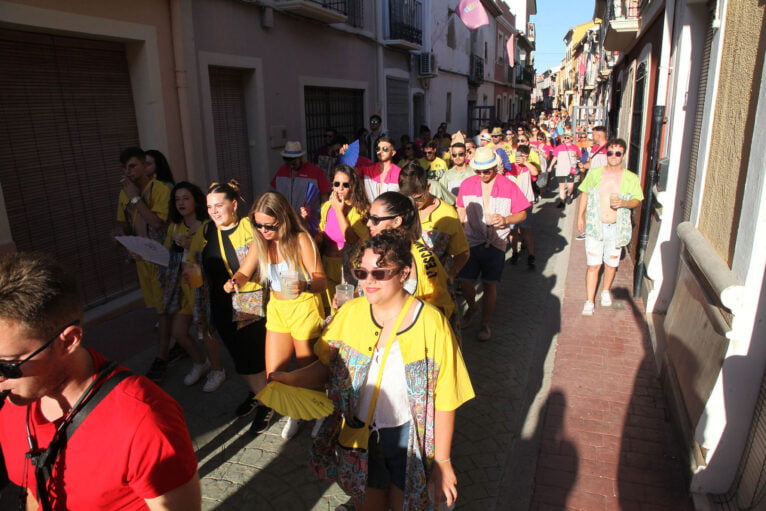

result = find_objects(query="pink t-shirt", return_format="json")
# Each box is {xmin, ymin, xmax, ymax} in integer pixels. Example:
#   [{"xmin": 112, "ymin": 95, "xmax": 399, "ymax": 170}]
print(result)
[
  {"xmin": 456, "ymin": 174, "xmax": 531, "ymax": 251},
  {"xmin": 358, "ymin": 163, "xmax": 401, "ymax": 203},
  {"xmin": 324, "ymin": 206, "xmax": 346, "ymax": 249},
  {"xmin": 553, "ymin": 143, "xmax": 579, "ymax": 177}
]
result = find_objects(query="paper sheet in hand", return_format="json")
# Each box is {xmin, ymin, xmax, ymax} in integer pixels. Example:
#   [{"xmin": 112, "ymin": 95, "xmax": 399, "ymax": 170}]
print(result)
[{"xmin": 115, "ymin": 236, "xmax": 170, "ymax": 266}]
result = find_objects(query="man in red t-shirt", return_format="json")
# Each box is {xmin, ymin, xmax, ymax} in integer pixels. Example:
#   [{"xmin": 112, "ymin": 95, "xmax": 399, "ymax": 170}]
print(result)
[{"xmin": 0, "ymin": 253, "xmax": 200, "ymax": 510}]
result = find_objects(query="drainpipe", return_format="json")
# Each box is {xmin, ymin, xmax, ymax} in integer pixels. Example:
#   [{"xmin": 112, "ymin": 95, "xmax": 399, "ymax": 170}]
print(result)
[
  {"xmin": 170, "ymin": 0, "xmax": 197, "ymax": 180},
  {"xmin": 633, "ymin": 105, "xmax": 665, "ymax": 298},
  {"xmin": 375, "ymin": 1, "xmax": 385, "ymax": 122}
]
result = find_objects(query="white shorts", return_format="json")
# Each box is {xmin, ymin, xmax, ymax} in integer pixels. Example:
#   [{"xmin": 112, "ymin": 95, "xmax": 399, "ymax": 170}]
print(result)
[{"xmin": 585, "ymin": 222, "xmax": 622, "ymax": 267}]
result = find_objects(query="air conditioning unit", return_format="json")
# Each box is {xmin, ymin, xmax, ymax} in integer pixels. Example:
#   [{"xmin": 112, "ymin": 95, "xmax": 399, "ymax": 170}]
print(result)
[{"xmin": 418, "ymin": 52, "xmax": 436, "ymax": 77}]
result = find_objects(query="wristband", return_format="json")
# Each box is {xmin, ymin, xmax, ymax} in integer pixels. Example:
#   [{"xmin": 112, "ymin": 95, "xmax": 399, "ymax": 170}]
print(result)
[
  {"xmin": 129, "ymin": 196, "xmax": 141, "ymax": 205},
  {"xmin": 306, "ymin": 280, "xmax": 312, "ymax": 292},
  {"xmin": 435, "ymin": 457, "xmax": 451, "ymax": 463}
]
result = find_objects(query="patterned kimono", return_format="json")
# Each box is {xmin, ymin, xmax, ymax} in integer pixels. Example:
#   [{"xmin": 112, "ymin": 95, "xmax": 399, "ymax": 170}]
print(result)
[{"xmin": 309, "ymin": 297, "xmax": 474, "ymax": 510}]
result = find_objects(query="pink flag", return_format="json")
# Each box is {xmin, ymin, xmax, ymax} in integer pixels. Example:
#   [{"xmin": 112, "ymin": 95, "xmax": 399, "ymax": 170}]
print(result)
[
  {"xmin": 457, "ymin": 0, "xmax": 489, "ymax": 30},
  {"xmin": 506, "ymin": 33, "xmax": 515, "ymax": 66}
]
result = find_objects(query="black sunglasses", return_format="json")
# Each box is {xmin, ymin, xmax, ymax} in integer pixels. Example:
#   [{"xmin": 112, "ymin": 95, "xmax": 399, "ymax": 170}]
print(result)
[
  {"xmin": 0, "ymin": 321, "xmax": 79, "ymax": 379},
  {"xmin": 351, "ymin": 267, "xmax": 399, "ymax": 281},
  {"xmin": 607, "ymin": 151, "xmax": 623, "ymax": 157},
  {"xmin": 365, "ymin": 214, "xmax": 398, "ymax": 225},
  {"xmin": 333, "ymin": 181, "xmax": 350, "ymax": 188},
  {"xmin": 375, "ymin": 146, "xmax": 392, "ymax": 153},
  {"xmin": 254, "ymin": 221, "xmax": 279, "ymax": 231},
  {"xmin": 474, "ymin": 169, "xmax": 494, "ymax": 175},
  {"xmin": 451, "ymin": 152, "xmax": 465, "ymax": 157}
]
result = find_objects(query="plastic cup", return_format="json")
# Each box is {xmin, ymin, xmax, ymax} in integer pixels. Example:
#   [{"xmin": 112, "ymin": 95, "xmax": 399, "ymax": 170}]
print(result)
[
  {"xmin": 610, "ymin": 193, "xmax": 620, "ymax": 210},
  {"xmin": 335, "ymin": 283, "xmax": 354, "ymax": 307},
  {"xmin": 279, "ymin": 270, "xmax": 300, "ymax": 299},
  {"xmin": 186, "ymin": 264, "xmax": 203, "ymax": 289}
]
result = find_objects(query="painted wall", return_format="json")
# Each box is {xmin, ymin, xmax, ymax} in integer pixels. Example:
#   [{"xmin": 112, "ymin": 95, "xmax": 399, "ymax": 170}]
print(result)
[
  {"xmin": 697, "ymin": 1, "xmax": 766, "ymax": 265},
  {"xmin": 189, "ymin": 0, "xmax": 382, "ymax": 183}
]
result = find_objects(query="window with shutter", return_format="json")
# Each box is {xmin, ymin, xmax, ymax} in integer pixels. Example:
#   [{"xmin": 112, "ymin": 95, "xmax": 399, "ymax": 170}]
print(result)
[{"xmin": 0, "ymin": 29, "xmax": 141, "ymax": 308}]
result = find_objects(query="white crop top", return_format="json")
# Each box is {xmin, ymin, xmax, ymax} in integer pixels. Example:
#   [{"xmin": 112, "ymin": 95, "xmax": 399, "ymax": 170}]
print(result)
[{"xmin": 267, "ymin": 260, "xmax": 290, "ymax": 292}]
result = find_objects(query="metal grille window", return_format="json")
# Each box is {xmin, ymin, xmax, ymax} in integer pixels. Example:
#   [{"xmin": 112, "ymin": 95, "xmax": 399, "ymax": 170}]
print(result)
[
  {"xmin": 0, "ymin": 29, "xmax": 141, "ymax": 308},
  {"xmin": 346, "ymin": 0, "xmax": 363, "ymax": 28},
  {"xmin": 387, "ymin": 0, "xmax": 422, "ymax": 44},
  {"xmin": 304, "ymin": 86, "xmax": 364, "ymax": 158},
  {"xmin": 312, "ymin": 0, "xmax": 347, "ymax": 14}
]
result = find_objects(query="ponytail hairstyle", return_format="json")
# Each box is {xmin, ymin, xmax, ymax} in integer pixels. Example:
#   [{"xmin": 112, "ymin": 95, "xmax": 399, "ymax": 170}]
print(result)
[
  {"xmin": 372, "ymin": 191, "xmax": 421, "ymax": 241},
  {"xmin": 208, "ymin": 179, "xmax": 244, "ymax": 205},
  {"xmin": 248, "ymin": 191, "xmax": 316, "ymax": 285}
]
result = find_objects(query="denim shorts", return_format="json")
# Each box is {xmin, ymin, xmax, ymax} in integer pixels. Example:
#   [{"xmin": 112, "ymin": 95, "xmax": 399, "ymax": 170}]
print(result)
[
  {"xmin": 518, "ymin": 206, "xmax": 534, "ymax": 229},
  {"xmin": 585, "ymin": 222, "xmax": 622, "ymax": 267},
  {"xmin": 367, "ymin": 422, "xmax": 410, "ymax": 491},
  {"xmin": 458, "ymin": 244, "xmax": 505, "ymax": 283}
]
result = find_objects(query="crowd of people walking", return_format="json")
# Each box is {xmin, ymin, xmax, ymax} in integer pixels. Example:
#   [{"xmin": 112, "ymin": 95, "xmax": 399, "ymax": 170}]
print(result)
[{"xmin": 0, "ymin": 106, "xmax": 643, "ymax": 510}]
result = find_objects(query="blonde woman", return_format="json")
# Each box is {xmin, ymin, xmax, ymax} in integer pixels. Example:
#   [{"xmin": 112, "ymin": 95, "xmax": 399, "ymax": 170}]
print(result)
[{"xmin": 227, "ymin": 191, "xmax": 327, "ymax": 439}]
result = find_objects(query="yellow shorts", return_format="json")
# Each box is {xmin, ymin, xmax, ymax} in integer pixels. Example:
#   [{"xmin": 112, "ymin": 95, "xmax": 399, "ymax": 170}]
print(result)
[
  {"xmin": 137, "ymin": 261, "xmax": 163, "ymax": 312},
  {"xmin": 321, "ymin": 255, "xmax": 343, "ymax": 311},
  {"xmin": 266, "ymin": 291, "xmax": 324, "ymax": 341}
]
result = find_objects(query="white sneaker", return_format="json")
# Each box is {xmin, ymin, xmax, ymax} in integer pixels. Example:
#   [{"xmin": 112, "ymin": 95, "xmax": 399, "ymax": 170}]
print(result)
[
  {"xmin": 600, "ymin": 290, "xmax": 613, "ymax": 307},
  {"xmin": 311, "ymin": 416, "xmax": 326, "ymax": 438},
  {"xmin": 183, "ymin": 359, "xmax": 210, "ymax": 386},
  {"xmin": 582, "ymin": 301, "xmax": 595, "ymax": 316},
  {"xmin": 202, "ymin": 369, "xmax": 226, "ymax": 392},
  {"xmin": 281, "ymin": 417, "xmax": 301, "ymax": 440}
]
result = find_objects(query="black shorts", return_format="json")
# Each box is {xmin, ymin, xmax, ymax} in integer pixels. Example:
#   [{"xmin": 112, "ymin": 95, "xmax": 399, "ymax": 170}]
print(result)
[
  {"xmin": 557, "ymin": 174, "xmax": 576, "ymax": 184},
  {"xmin": 212, "ymin": 308, "xmax": 266, "ymax": 375}
]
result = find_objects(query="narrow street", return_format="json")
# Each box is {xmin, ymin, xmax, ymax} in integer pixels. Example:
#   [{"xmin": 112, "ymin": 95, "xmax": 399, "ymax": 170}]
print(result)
[{"xmin": 71, "ymin": 189, "xmax": 691, "ymax": 510}]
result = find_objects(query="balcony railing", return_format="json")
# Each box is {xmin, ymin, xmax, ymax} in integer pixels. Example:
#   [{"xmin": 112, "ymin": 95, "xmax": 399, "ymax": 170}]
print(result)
[
  {"xmin": 603, "ymin": 0, "xmax": 640, "ymax": 51},
  {"xmin": 506, "ymin": 65, "xmax": 514, "ymax": 83},
  {"xmin": 469, "ymin": 55, "xmax": 484, "ymax": 86},
  {"xmin": 275, "ymin": 0, "xmax": 347, "ymax": 24},
  {"xmin": 386, "ymin": 0, "xmax": 422, "ymax": 48}
]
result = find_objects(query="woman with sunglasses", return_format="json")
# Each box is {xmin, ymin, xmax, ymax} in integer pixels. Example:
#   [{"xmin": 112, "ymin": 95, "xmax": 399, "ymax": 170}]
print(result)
[
  {"xmin": 317, "ymin": 164, "xmax": 370, "ymax": 310},
  {"xmin": 203, "ymin": 180, "xmax": 272, "ymax": 432},
  {"xmin": 227, "ymin": 191, "xmax": 327, "ymax": 439},
  {"xmin": 270, "ymin": 231, "xmax": 474, "ymax": 510},
  {"xmin": 366, "ymin": 191, "xmax": 456, "ymax": 321}
]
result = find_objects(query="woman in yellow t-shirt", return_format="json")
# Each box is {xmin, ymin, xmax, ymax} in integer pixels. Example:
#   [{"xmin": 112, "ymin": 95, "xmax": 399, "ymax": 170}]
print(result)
[
  {"xmin": 154, "ymin": 182, "xmax": 223, "ymax": 388},
  {"xmin": 270, "ymin": 231, "xmax": 474, "ymax": 509},
  {"xmin": 316, "ymin": 164, "xmax": 370, "ymax": 310},
  {"xmin": 365, "ymin": 191, "xmax": 456, "ymax": 319}
]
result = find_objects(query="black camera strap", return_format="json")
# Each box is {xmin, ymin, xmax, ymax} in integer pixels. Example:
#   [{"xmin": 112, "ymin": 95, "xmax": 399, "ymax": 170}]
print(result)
[{"xmin": 24, "ymin": 360, "xmax": 132, "ymax": 511}]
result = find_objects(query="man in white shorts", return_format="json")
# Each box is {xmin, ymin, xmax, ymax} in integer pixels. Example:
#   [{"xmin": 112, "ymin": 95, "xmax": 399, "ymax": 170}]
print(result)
[{"xmin": 576, "ymin": 138, "xmax": 644, "ymax": 315}]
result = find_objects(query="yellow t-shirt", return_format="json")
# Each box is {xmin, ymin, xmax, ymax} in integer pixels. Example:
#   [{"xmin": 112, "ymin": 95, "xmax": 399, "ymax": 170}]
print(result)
[
  {"xmin": 318, "ymin": 201, "xmax": 369, "ymax": 245},
  {"xmin": 315, "ymin": 297, "xmax": 474, "ymax": 412},
  {"xmin": 410, "ymin": 240, "xmax": 455, "ymax": 319},
  {"xmin": 116, "ymin": 178, "xmax": 170, "ymax": 235},
  {"xmin": 419, "ymin": 200, "xmax": 469, "ymax": 263},
  {"xmin": 418, "ymin": 157, "xmax": 449, "ymax": 180}
]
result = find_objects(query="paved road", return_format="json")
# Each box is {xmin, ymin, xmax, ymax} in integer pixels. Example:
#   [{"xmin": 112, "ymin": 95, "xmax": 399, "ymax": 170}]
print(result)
[{"xmin": 10, "ymin": 191, "xmax": 573, "ymax": 511}]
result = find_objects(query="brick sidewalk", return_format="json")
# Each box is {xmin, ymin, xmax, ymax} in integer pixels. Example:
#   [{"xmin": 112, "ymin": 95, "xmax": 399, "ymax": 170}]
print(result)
[{"xmin": 530, "ymin": 215, "xmax": 694, "ymax": 511}]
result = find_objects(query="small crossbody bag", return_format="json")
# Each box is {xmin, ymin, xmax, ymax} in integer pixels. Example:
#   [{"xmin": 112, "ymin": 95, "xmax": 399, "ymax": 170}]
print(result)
[{"xmin": 338, "ymin": 294, "xmax": 414, "ymax": 451}]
